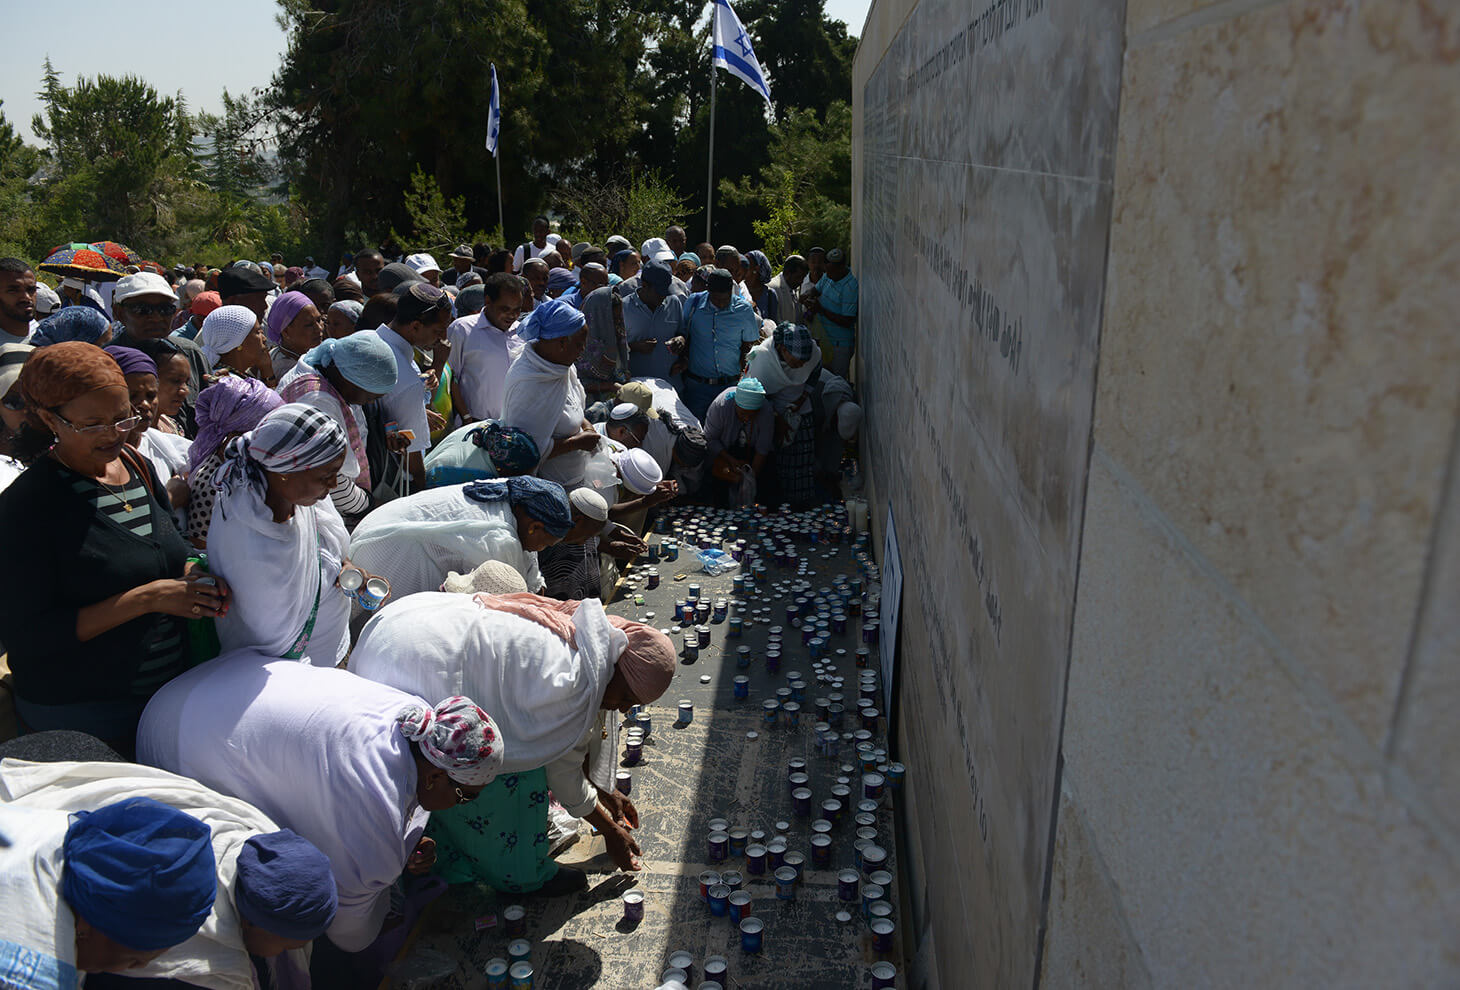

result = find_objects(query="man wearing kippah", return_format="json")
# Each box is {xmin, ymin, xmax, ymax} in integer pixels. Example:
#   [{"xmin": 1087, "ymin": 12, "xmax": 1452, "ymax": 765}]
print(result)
[{"xmin": 371, "ymin": 282, "xmax": 454, "ymax": 489}]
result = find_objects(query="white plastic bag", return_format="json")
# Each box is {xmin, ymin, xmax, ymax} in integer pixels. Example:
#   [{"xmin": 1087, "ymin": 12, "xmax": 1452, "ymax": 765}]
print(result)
[
  {"xmin": 735, "ymin": 465, "xmax": 757, "ymax": 507},
  {"xmin": 694, "ymin": 548, "xmax": 737, "ymax": 575}
]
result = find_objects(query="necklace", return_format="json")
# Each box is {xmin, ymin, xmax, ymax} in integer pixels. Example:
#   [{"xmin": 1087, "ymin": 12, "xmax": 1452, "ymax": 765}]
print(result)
[{"xmin": 95, "ymin": 475, "xmax": 135, "ymax": 512}]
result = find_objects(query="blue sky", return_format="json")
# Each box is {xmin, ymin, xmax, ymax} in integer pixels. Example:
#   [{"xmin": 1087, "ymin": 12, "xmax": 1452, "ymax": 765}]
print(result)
[{"xmin": 3, "ymin": 0, "xmax": 871, "ymax": 144}]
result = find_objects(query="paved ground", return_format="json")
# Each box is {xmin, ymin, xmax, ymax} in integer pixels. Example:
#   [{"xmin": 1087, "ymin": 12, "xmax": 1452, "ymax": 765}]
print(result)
[{"xmin": 388, "ymin": 506, "xmax": 902, "ymax": 988}]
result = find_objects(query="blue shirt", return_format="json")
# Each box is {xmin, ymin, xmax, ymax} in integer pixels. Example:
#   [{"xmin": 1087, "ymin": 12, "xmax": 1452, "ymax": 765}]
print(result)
[
  {"xmin": 623, "ymin": 290, "xmax": 684, "ymax": 380},
  {"xmin": 372, "ymin": 324, "xmax": 430, "ymax": 453},
  {"xmin": 815, "ymin": 271, "xmax": 859, "ymax": 344},
  {"xmin": 559, "ymin": 287, "xmax": 584, "ymax": 310},
  {"xmin": 681, "ymin": 292, "xmax": 760, "ymax": 378}
]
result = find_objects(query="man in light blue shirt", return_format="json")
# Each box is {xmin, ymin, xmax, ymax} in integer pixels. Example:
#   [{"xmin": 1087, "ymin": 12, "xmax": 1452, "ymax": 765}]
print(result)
[
  {"xmin": 623, "ymin": 261, "xmax": 685, "ymax": 384},
  {"xmin": 804, "ymin": 247, "xmax": 859, "ymax": 376},
  {"xmin": 676, "ymin": 267, "xmax": 762, "ymax": 420}
]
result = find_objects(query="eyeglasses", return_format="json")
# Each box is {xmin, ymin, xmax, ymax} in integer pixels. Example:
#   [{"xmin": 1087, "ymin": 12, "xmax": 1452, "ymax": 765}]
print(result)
[
  {"xmin": 125, "ymin": 301, "xmax": 178, "ymax": 317},
  {"xmin": 52, "ymin": 412, "xmax": 142, "ymax": 436},
  {"xmin": 1, "ymin": 393, "xmax": 24, "ymax": 412}
]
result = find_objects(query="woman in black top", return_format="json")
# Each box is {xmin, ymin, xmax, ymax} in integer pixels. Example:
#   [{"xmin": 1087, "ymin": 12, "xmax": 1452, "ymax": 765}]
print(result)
[{"xmin": 0, "ymin": 342, "xmax": 231, "ymax": 752}]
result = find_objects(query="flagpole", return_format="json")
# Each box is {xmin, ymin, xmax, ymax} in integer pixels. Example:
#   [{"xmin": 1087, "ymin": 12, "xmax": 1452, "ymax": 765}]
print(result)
[
  {"xmin": 705, "ymin": 64, "xmax": 718, "ymax": 244},
  {"xmin": 495, "ymin": 154, "xmax": 505, "ymax": 244}
]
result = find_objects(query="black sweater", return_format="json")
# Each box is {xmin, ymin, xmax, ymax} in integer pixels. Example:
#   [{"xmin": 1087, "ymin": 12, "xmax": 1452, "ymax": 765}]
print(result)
[{"xmin": 0, "ymin": 455, "xmax": 192, "ymax": 706}]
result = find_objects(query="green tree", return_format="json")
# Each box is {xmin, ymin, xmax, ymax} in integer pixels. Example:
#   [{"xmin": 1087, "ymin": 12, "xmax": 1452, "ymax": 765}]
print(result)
[
  {"xmin": 30, "ymin": 61, "xmax": 198, "ymax": 253},
  {"xmin": 0, "ymin": 101, "xmax": 42, "ymax": 259},
  {"xmin": 553, "ymin": 167, "xmax": 688, "ymax": 247},
  {"xmin": 720, "ymin": 100, "xmax": 851, "ymax": 261}
]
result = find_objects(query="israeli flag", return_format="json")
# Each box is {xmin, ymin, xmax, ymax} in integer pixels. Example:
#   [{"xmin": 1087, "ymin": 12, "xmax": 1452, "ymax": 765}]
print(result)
[
  {"xmin": 712, "ymin": 0, "xmax": 772, "ymax": 105},
  {"xmin": 485, "ymin": 63, "xmax": 501, "ymax": 157}
]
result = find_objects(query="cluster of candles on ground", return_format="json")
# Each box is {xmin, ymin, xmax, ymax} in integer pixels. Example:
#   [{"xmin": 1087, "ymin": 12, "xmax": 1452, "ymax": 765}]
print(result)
[{"xmin": 480, "ymin": 503, "xmax": 904, "ymax": 990}]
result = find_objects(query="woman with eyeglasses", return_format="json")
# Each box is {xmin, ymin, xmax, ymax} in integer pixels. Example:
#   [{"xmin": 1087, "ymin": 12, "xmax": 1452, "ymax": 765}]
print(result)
[
  {"xmin": 0, "ymin": 342, "xmax": 231, "ymax": 754},
  {"xmin": 137, "ymin": 653, "xmax": 502, "ymax": 957}
]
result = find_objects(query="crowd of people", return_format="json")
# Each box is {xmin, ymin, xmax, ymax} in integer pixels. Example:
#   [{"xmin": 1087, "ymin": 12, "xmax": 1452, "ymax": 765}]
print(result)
[{"xmin": 0, "ymin": 222, "xmax": 862, "ymax": 987}]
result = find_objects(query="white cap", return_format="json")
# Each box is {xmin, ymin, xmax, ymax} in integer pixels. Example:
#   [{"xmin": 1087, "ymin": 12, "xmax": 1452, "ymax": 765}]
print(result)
[
  {"xmin": 441, "ymin": 559, "xmax": 529, "ymax": 595},
  {"xmin": 569, "ymin": 487, "xmax": 610, "ymax": 522},
  {"xmin": 112, "ymin": 271, "xmax": 177, "ymax": 304},
  {"xmin": 405, "ymin": 253, "xmax": 441, "ymax": 275},
  {"xmin": 619, "ymin": 448, "xmax": 663, "ymax": 495},
  {"xmin": 837, "ymin": 401, "xmax": 863, "ymax": 440},
  {"xmin": 610, "ymin": 401, "xmax": 641, "ymax": 421},
  {"xmin": 33, "ymin": 283, "xmax": 61, "ymax": 315}
]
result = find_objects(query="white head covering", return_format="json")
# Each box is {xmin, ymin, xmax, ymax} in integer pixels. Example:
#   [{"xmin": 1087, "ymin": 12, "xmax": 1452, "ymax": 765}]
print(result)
[
  {"xmin": 837, "ymin": 401, "xmax": 863, "ymax": 440},
  {"xmin": 442, "ymin": 560, "xmax": 530, "ymax": 595},
  {"xmin": 569, "ymin": 487, "xmax": 609, "ymax": 522},
  {"xmin": 618, "ymin": 448, "xmax": 662, "ymax": 495},
  {"xmin": 405, "ymin": 253, "xmax": 441, "ymax": 275},
  {"xmin": 609, "ymin": 402, "xmax": 640, "ymax": 421},
  {"xmin": 33, "ymin": 283, "xmax": 61, "ymax": 316},
  {"xmin": 200, "ymin": 305, "xmax": 261, "ymax": 367},
  {"xmin": 638, "ymin": 237, "xmax": 676, "ymax": 264}
]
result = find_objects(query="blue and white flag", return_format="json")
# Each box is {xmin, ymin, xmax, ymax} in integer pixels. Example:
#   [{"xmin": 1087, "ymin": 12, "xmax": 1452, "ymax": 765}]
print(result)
[
  {"xmin": 712, "ymin": 0, "xmax": 772, "ymax": 105},
  {"xmin": 485, "ymin": 63, "xmax": 501, "ymax": 157}
]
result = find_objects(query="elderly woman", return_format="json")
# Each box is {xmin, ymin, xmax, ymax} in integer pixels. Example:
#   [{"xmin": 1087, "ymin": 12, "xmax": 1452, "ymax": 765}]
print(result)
[
  {"xmin": 137, "ymin": 653, "xmax": 502, "ymax": 954},
  {"xmin": 502, "ymin": 298, "xmax": 600, "ymax": 488},
  {"xmin": 424, "ymin": 419, "xmax": 539, "ymax": 487},
  {"xmin": 105, "ymin": 346, "xmax": 191, "ymax": 505},
  {"xmin": 279, "ymin": 333, "xmax": 399, "ymax": 520},
  {"xmin": 744, "ymin": 249, "xmax": 777, "ymax": 322},
  {"xmin": 207, "ymin": 403, "xmax": 353, "ymax": 665},
  {"xmin": 199, "ymin": 304, "xmax": 272, "ymax": 384},
  {"xmin": 351, "ymin": 591, "xmax": 676, "ymax": 891},
  {"xmin": 746, "ymin": 321, "xmax": 823, "ymax": 506},
  {"xmin": 133, "ymin": 336, "xmax": 194, "ymax": 437},
  {"xmin": 0, "ymin": 343, "xmax": 228, "ymax": 751},
  {"xmin": 184, "ymin": 377, "xmax": 284, "ymax": 548},
  {"xmin": 326, "ymin": 299, "xmax": 363, "ymax": 339},
  {"xmin": 266, "ymin": 290, "xmax": 325, "ymax": 381},
  {"xmin": 349, "ymin": 476, "xmax": 573, "ymax": 598},
  {"xmin": 0, "ymin": 796, "xmax": 217, "ymax": 983},
  {"xmin": 31, "ymin": 305, "xmax": 113, "ymax": 348},
  {"xmin": 1, "ymin": 760, "xmax": 338, "ymax": 989},
  {"xmin": 577, "ymin": 285, "xmax": 630, "ymax": 400}
]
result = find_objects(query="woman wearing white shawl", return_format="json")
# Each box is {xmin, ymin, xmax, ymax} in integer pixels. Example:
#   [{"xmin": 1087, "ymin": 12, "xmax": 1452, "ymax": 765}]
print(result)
[
  {"xmin": 350, "ymin": 591, "xmax": 677, "ymax": 887},
  {"xmin": 348, "ymin": 476, "xmax": 574, "ymax": 599},
  {"xmin": 0, "ymin": 760, "xmax": 336, "ymax": 990},
  {"xmin": 207, "ymin": 403, "xmax": 353, "ymax": 665},
  {"xmin": 137, "ymin": 651, "xmax": 503, "ymax": 954},
  {"xmin": 745, "ymin": 322, "xmax": 823, "ymax": 506},
  {"xmin": 502, "ymin": 298, "xmax": 601, "ymax": 487}
]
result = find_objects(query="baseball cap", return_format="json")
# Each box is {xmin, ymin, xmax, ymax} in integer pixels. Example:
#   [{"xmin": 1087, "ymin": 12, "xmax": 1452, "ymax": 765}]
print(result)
[
  {"xmin": 405, "ymin": 253, "xmax": 442, "ymax": 275},
  {"xmin": 450, "ymin": 243, "xmax": 474, "ymax": 261},
  {"xmin": 826, "ymin": 248, "xmax": 846, "ymax": 263},
  {"xmin": 112, "ymin": 272, "xmax": 177, "ymax": 305}
]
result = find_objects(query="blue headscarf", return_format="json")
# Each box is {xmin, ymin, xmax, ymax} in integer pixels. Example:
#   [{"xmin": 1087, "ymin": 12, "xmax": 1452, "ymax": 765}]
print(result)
[
  {"xmin": 747, "ymin": 249, "xmax": 773, "ymax": 284},
  {"xmin": 234, "ymin": 829, "xmax": 338, "ymax": 941},
  {"xmin": 62, "ymin": 797, "xmax": 217, "ymax": 951},
  {"xmin": 546, "ymin": 267, "xmax": 579, "ymax": 297},
  {"xmin": 468, "ymin": 421, "xmax": 540, "ymax": 475},
  {"xmin": 303, "ymin": 333, "xmax": 399, "ymax": 394},
  {"xmin": 32, "ymin": 306, "xmax": 111, "ymax": 348},
  {"xmin": 515, "ymin": 297, "xmax": 586, "ymax": 343},
  {"xmin": 610, "ymin": 249, "xmax": 636, "ymax": 277},
  {"xmin": 462, "ymin": 475, "xmax": 574, "ymax": 536}
]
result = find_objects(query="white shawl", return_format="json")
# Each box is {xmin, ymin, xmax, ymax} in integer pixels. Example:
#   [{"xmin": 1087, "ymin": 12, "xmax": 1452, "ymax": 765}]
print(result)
[
  {"xmin": 0, "ymin": 803, "xmax": 79, "ymax": 989},
  {"xmin": 0, "ymin": 760, "xmax": 308, "ymax": 990},
  {"xmin": 136, "ymin": 653, "xmax": 433, "ymax": 953},
  {"xmin": 138, "ymin": 428, "xmax": 192, "ymax": 482},
  {"xmin": 351, "ymin": 592, "xmax": 626, "ymax": 773},
  {"xmin": 502, "ymin": 343, "xmax": 591, "ymax": 487},
  {"xmin": 745, "ymin": 336, "xmax": 821, "ymax": 428},
  {"xmin": 209, "ymin": 484, "xmax": 352, "ymax": 665},
  {"xmin": 348, "ymin": 485, "xmax": 544, "ymax": 596}
]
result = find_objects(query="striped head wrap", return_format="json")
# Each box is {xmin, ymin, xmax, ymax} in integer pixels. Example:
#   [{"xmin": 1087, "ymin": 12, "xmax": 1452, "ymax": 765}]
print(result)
[
  {"xmin": 462, "ymin": 475, "xmax": 574, "ymax": 537},
  {"xmin": 214, "ymin": 402, "xmax": 348, "ymax": 512}
]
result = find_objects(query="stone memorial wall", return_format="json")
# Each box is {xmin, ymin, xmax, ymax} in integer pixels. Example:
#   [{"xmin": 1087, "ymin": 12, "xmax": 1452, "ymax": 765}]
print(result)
[
  {"xmin": 854, "ymin": 0, "xmax": 1125, "ymax": 985},
  {"xmin": 854, "ymin": 0, "xmax": 1460, "ymax": 986}
]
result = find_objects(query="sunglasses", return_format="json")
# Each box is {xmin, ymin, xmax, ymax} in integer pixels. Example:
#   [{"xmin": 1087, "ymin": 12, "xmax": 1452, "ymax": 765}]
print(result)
[
  {"xmin": 53, "ymin": 412, "xmax": 142, "ymax": 436},
  {"xmin": 1, "ymin": 393, "xmax": 24, "ymax": 412},
  {"xmin": 126, "ymin": 301, "xmax": 178, "ymax": 317}
]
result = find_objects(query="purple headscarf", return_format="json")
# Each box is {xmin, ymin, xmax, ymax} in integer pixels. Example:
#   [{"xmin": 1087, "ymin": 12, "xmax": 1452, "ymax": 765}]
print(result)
[
  {"xmin": 264, "ymin": 291, "xmax": 314, "ymax": 344},
  {"xmin": 188, "ymin": 375, "xmax": 285, "ymax": 469},
  {"xmin": 103, "ymin": 345, "xmax": 158, "ymax": 378}
]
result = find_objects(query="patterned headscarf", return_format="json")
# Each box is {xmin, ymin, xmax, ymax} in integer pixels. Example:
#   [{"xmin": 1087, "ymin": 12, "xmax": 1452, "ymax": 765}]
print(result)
[
  {"xmin": 395, "ymin": 696, "xmax": 502, "ymax": 786},
  {"xmin": 747, "ymin": 249, "xmax": 773, "ymax": 284},
  {"xmin": 31, "ymin": 306, "xmax": 112, "ymax": 348},
  {"xmin": 214, "ymin": 403, "xmax": 348, "ymax": 512},
  {"xmin": 467, "ymin": 421, "xmax": 541, "ymax": 475},
  {"xmin": 773, "ymin": 321, "xmax": 816, "ymax": 362},
  {"xmin": 200, "ymin": 305, "xmax": 261, "ymax": 367},
  {"xmin": 189, "ymin": 376, "xmax": 285, "ymax": 469},
  {"xmin": 462, "ymin": 475, "xmax": 574, "ymax": 536}
]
